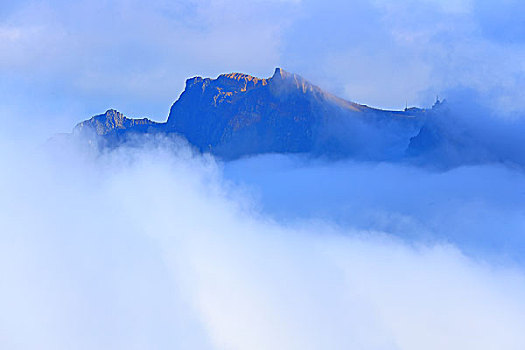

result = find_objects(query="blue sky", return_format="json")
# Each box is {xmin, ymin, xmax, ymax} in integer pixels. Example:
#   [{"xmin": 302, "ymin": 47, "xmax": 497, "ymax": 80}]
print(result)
[{"xmin": 1, "ymin": 0, "xmax": 525, "ymax": 139}]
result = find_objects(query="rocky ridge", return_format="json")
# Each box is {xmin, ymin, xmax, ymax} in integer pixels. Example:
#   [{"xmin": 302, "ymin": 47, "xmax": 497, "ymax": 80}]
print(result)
[{"xmin": 74, "ymin": 68, "xmax": 434, "ymax": 160}]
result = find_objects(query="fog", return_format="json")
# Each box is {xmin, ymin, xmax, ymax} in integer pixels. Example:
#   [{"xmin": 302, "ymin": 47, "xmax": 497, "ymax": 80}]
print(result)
[
  {"xmin": 225, "ymin": 154, "xmax": 525, "ymax": 263},
  {"xmin": 1, "ymin": 134, "xmax": 525, "ymax": 349},
  {"xmin": 221, "ymin": 91, "xmax": 525, "ymax": 264}
]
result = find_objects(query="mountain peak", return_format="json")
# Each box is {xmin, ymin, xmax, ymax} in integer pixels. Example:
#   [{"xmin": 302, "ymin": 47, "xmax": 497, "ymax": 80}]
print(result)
[
  {"xmin": 74, "ymin": 109, "xmax": 157, "ymax": 136},
  {"xmin": 272, "ymin": 67, "xmax": 289, "ymax": 80},
  {"xmin": 104, "ymin": 109, "xmax": 124, "ymax": 119},
  {"xmin": 271, "ymin": 67, "xmax": 304, "ymax": 83},
  {"xmin": 269, "ymin": 67, "xmax": 320, "ymax": 95}
]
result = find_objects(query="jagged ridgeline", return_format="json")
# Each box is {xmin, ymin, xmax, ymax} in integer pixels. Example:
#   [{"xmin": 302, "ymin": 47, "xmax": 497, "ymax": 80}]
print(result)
[{"xmin": 74, "ymin": 68, "xmax": 438, "ymax": 160}]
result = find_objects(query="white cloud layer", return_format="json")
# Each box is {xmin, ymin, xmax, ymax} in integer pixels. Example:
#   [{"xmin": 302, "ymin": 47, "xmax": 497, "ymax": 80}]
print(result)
[{"xmin": 1, "ymin": 136, "xmax": 524, "ymax": 349}]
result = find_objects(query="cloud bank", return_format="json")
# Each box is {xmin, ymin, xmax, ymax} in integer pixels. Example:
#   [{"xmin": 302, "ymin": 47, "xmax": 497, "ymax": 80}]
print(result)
[{"xmin": 1, "ymin": 135, "xmax": 524, "ymax": 349}]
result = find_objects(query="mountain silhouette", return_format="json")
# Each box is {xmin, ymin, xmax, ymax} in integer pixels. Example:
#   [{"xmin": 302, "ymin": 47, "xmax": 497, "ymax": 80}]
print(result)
[{"xmin": 74, "ymin": 68, "xmax": 433, "ymax": 160}]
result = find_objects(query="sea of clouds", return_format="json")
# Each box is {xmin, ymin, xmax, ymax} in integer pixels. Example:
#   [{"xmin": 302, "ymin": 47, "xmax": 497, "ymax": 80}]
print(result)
[{"xmin": 1, "ymin": 131, "xmax": 524, "ymax": 349}]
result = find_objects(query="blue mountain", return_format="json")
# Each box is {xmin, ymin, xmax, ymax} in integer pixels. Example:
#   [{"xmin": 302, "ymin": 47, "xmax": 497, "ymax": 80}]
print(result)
[{"xmin": 74, "ymin": 68, "xmax": 437, "ymax": 161}]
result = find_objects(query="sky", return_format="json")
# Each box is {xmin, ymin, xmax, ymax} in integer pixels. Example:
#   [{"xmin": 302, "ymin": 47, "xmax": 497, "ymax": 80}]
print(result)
[
  {"xmin": 1, "ymin": 1, "xmax": 525, "ymax": 349},
  {"xmin": 1, "ymin": 0, "xmax": 525, "ymax": 139}
]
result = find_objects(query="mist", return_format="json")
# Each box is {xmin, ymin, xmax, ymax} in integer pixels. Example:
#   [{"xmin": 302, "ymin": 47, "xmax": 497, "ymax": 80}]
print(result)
[{"xmin": 1, "ymin": 132, "xmax": 525, "ymax": 349}]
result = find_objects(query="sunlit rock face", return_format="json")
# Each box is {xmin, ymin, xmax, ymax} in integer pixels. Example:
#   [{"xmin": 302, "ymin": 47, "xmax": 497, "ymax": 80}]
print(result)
[{"xmin": 74, "ymin": 68, "xmax": 428, "ymax": 160}]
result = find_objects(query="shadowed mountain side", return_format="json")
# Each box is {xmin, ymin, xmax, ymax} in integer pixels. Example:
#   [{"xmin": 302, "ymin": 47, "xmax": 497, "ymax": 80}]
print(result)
[{"xmin": 73, "ymin": 68, "xmax": 432, "ymax": 160}]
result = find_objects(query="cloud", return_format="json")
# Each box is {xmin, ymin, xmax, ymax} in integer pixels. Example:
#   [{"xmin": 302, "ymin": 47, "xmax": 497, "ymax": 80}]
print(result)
[
  {"xmin": 474, "ymin": 0, "xmax": 525, "ymax": 44},
  {"xmin": 281, "ymin": 0, "xmax": 525, "ymax": 112},
  {"xmin": 1, "ymin": 134, "xmax": 525, "ymax": 349},
  {"xmin": 225, "ymin": 152, "xmax": 525, "ymax": 263}
]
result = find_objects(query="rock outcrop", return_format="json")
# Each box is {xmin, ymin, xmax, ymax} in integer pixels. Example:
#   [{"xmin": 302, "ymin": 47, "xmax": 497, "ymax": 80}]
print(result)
[{"xmin": 74, "ymin": 109, "xmax": 159, "ymax": 136}]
